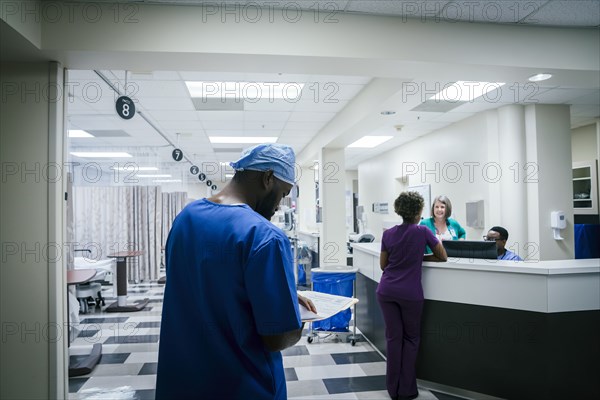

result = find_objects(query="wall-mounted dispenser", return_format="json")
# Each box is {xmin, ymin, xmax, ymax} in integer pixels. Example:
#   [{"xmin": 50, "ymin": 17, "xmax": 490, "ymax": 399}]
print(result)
[{"xmin": 550, "ymin": 211, "xmax": 566, "ymax": 240}]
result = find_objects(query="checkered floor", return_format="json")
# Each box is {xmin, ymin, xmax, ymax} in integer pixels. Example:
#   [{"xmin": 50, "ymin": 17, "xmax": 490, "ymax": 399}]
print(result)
[{"xmin": 68, "ymin": 282, "xmax": 468, "ymax": 400}]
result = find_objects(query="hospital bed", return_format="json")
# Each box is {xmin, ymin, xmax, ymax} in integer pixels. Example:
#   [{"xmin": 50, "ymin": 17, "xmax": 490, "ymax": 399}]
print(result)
[{"xmin": 73, "ymin": 250, "xmax": 116, "ymax": 313}]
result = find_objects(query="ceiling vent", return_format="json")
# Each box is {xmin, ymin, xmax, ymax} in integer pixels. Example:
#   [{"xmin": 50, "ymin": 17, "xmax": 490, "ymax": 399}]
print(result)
[
  {"xmin": 192, "ymin": 98, "xmax": 244, "ymax": 111},
  {"xmin": 410, "ymin": 100, "xmax": 465, "ymax": 113},
  {"xmin": 213, "ymin": 147, "xmax": 244, "ymax": 153},
  {"xmin": 87, "ymin": 129, "xmax": 131, "ymax": 137}
]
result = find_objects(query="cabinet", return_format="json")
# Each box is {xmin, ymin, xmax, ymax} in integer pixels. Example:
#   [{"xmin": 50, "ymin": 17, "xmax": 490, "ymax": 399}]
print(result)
[{"xmin": 572, "ymin": 160, "xmax": 598, "ymax": 215}]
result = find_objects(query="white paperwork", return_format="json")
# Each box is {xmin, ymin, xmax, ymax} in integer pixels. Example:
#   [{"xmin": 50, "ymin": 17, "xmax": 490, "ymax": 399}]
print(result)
[{"xmin": 298, "ymin": 290, "xmax": 359, "ymax": 322}]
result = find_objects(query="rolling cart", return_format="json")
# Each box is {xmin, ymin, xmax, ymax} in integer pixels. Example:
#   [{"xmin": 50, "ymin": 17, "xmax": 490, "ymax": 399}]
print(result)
[{"xmin": 306, "ymin": 266, "xmax": 361, "ymax": 346}]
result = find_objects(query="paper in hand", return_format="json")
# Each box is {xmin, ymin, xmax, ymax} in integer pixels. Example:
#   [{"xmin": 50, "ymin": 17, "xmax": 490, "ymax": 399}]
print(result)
[{"xmin": 298, "ymin": 291, "xmax": 359, "ymax": 322}]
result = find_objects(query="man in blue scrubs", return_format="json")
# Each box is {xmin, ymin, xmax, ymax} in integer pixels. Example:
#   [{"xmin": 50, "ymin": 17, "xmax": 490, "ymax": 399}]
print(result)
[
  {"xmin": 485, "ymin": 226, "xmax": 523, "ymax": 261},
  {"xmin": 156, "ymin": 144, "xmax": 316, "ymax": 399}
]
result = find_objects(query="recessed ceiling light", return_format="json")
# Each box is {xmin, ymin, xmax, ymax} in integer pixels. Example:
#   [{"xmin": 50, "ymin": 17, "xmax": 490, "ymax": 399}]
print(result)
[
  {"xmin": 68, "ymin": 129, "xmax": 94, "ymax": 138},
  {"xmin": 430, "ymin": 81, "xmax": 505, "ymax": 102},
  {"xmin": 186, "ymin": 81, "xmax": 304, "ymax": 101},
  {"xmin": 209, "ymin": 136, "xmax": 278, "ymax": 144},
  {"xmin": 528, "ymin": 73, "xmax": 552, "ymax": 82},
  {"xmin": 380, "ymin": 111, "xmax": 396, "ymax": 115},
  {"xmin": 70, "ymin": 152, "xmax": 132, "ymax": 158},
  {"xmin": 112, "ymin": 166, "xmax": 158, "ymax": 171},
  {"xmin": 347, "ymin": 136, "xmax": 393, "ymax": 148}
]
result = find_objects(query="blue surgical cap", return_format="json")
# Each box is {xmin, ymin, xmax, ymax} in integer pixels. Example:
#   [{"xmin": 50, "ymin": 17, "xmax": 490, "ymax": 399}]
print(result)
[{"xmin": 229, "ymin": 143, "xmax": 296, "ymax": 185}]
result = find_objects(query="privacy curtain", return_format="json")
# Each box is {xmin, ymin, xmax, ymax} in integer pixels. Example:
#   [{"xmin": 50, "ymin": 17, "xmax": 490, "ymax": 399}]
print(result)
[{"xmin": 72, "ymin": 186, "xmax": 187, "ymax": 283}]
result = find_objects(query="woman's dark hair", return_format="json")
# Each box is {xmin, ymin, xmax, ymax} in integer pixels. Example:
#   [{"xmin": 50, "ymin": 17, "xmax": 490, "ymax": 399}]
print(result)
[
  {"xmin": 394, "ymin": 191, "xmax": 424, "ymax": 222},
  {"xmin": 431, "ymin": 195, "xmax": 452, "ymax": 220}
]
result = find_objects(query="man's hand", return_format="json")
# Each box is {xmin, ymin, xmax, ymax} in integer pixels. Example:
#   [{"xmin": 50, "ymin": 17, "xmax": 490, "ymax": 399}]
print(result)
[{"xmin": 297, "ymin": 293, "xmax": 317, "ymax": 313}]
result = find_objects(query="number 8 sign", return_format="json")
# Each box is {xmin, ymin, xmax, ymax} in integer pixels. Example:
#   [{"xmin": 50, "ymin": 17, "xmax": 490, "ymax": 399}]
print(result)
[{"xmin": 116, "ymin": 96, "xmax": 135, "ymax": 120}]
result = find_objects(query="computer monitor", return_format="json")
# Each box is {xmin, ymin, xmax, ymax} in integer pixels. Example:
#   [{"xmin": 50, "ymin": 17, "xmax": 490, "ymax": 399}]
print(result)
[
  {"xmin": 283, "ymin": 210, "xmax": 294, "ymax": 231},
  {"xmin": 442, "ymin": 240, "xmax": 497, "ymax": 259}
]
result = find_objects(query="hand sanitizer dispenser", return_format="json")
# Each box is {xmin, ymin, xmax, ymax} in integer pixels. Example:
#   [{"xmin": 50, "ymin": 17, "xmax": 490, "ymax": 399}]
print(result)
[{"xmin": 550, "ymin": 211, "xmax": 566, "ymax": 240}]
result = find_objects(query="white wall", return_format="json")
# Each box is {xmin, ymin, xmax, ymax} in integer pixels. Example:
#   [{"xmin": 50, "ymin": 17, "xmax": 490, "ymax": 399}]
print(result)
[
  {"xmin": 297, "ymin": 166, "xmax": 318, "ymax": 233},
  {"xmin": 572, "ymin": 123, "xmax": 598, "ymax": 163},
  {"xmin": 358, "ymin": 112, "xmax": 492, "ymax": 242},
  {"xmin": 0, "ymin": 62, "xmax": 66, "ymax": 399}
]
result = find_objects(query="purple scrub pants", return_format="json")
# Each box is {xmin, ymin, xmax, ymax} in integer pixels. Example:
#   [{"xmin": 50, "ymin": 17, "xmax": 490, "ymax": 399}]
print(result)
[{"xmin": 376, "ymin": 292, "xmax": 423, "ymax": 398}]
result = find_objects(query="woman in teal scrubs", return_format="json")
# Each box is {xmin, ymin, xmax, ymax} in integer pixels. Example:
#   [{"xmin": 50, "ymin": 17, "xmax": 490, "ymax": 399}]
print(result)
[{"xmin": 419, "ymin": 195, "xmax": 466, "ymax": 242}]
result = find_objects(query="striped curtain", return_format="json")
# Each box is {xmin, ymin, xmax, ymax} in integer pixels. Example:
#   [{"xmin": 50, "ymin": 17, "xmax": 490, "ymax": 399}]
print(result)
[{"xmin": 72, "ymin": 186, "xmax": 187, "ymax": 283}]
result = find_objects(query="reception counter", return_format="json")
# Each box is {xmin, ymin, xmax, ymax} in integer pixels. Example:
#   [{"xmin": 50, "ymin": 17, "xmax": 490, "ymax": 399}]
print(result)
[{"xmin": 352, "ymin": 242, "xmax": 600, "ymax": 400}]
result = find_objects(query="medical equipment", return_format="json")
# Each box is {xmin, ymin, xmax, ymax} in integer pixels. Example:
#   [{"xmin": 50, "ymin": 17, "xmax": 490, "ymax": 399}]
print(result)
[{"xmin": 73, "ymin": 249, "xmax": 116, "ymax": 313}]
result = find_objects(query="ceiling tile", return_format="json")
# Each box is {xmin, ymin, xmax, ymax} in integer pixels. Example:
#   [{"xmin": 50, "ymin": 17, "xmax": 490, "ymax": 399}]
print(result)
[{"xmin": 524, "ymin": 0, "xmax": 600, "ymax": 26}]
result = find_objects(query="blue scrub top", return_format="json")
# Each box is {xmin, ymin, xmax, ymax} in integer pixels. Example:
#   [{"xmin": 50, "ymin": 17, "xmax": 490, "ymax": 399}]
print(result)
[
  {"xmin": 499, "ymin": 249, "xmax": 523, "ymax": 261},
  {"xmin": 156, "ymin": 199, "xmax": 301, "ymax": 400}
]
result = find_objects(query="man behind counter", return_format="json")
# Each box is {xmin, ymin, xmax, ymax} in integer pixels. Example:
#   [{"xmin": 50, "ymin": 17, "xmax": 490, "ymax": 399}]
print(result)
[{"xmin": 484, "ymin": 226, "xmax": 523, "ymax": 261}]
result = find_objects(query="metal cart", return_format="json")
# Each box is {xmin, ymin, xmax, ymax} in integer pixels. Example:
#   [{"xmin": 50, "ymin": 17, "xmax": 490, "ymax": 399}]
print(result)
[{"xmin": 306, "ymin": 266, "xmax": 361, "ymax": 346}]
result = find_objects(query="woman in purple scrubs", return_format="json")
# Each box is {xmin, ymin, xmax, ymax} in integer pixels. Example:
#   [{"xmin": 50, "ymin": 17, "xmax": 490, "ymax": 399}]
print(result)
[{"xmin": 377, "ymin": 191, "xmax": 447, "ymax": 400}]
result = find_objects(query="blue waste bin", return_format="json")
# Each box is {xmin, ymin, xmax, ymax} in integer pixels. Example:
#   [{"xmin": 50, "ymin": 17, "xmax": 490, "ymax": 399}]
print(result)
[{"xmin": 311, "ymin": 269, "xmax": 356, "ymax": 332}]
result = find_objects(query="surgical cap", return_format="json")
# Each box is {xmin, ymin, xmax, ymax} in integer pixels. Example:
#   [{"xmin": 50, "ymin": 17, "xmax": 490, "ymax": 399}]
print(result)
[{"xmin": 229, "ymin": 143, "xmax": 296, "ymax": 185}]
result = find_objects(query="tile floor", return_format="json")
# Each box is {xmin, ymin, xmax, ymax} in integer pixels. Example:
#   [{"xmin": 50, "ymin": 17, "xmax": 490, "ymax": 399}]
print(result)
[{"xmin": 68, "ymin": 282, "xmax": 468, "ymax": 400}]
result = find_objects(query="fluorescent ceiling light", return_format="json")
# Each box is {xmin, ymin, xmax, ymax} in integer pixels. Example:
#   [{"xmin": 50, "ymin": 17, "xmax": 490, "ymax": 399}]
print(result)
[
  {"xmin": 68, "ymin": 129, "xmax": 94, "ymax": 138},
  {"xmin": 430, "ymin": 81, "xmax": 505, "ymax": 102},
  {"xmin": 137, "ymin": 174, "xmax": 172, "ymax": 178},
  {"xmin": 153, "ymin": 179, "xmax": 182, "ymax": 183},
  {"xmin": 347, "ymin": 136, "xmax": 393, "ymax": 148},
  {"xmin": 528, "ymin": 73, "xmax": 552, "ymax": 82},
  {"xmin": 186, "ymin": 81, "xmax": 304, "ymax": 100},
  {"xmin": 209, "ymin": 136, "xmax": 278, "ymax": 144},
  {"xmin": 112, "ymin": 166, "xmax": 159, "ymax": 171},
  {"xmin": 70, "ymin": 152, "xmax": 132, "ymax": 158}
]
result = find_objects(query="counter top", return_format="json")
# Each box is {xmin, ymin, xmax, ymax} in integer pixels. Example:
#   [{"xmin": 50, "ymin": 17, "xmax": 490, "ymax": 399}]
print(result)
[
  {"xmin": 351, "ymin": 242, "xmax": 600, "ymax": 275},
  {"xmin": 351, "ymin": 242, "xmax": 600, "ymax": 313}
]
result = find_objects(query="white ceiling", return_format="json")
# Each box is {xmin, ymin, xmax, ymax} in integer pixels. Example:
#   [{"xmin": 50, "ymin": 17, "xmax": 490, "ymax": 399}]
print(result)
[{"xmin": 58, "ymin": 0, "xmax": 600, "ymax": 185}]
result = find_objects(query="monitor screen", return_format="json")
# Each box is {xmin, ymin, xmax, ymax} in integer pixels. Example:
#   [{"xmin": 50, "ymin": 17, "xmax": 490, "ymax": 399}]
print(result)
[
  {"xmin": 283, "ymin": 210, "xmax": 293, "ymax": 231},
  {"xmin": 442, "ymin": 240, "xmax": 497, "ymax": 260}
]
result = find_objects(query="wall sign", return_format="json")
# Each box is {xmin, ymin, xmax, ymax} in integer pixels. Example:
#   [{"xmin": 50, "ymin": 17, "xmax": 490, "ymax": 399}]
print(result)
[
  {"xmin": 190, "ymin": 165, "xmax": 199, "ymax": 175},
  {"xmin": 408, "ymin": 184, "xmax": 431, "ymax": 219},
  {"xmin": 206, "ymin": 180, "xmax": 212, "ymax": 186},
  {"xmin": 198, "ymin": 173, "xmax": 206, "ymax": 182},
  {"xmin": 372, "ymin": 202, "xmax": 389, "ymax": 214},
  {"xmin": 211, "ymin": 185, "xmax": 217, "ymax": 190},
  {"xmin": 115, "ymin": 96, "xmax": 135, "ymax": 120},
  {"xmin": 172, "ymin": 148, "xmax": 183, "ymax": 162}
]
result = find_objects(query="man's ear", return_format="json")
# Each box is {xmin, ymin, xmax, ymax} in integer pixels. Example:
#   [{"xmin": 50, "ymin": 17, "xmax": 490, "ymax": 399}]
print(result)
[{"xmin": 261, "ymin": 170, "xmax": 275, "ymax": 189}]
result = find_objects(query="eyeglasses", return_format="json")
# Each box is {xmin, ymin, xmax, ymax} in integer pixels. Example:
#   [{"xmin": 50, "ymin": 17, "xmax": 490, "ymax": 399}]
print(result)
[{"xmin": 483, "ymin": 236, "xmax": 504, "ymax": 242}]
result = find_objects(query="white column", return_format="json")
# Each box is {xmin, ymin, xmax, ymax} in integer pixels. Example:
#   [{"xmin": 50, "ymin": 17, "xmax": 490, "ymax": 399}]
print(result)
[
  {"xmin": 296, "ymin": 166, "xmax": 317, "ymax": 233},
  {"xmin": 525, "ymin": 104, "xmax": 575, "ymax": 260},
  {"xmin": 497, "ymin": 105, "xmax": 528, "ymax": 257},
  {"xmin": 319, "ymin": 148, "xmax": 347, "ymax": 268}
]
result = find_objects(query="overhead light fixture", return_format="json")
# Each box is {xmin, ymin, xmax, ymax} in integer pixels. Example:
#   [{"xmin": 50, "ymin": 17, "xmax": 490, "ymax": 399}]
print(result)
[
  {"xmin": 68, "ymin": 129, "xmax": 94, "ymax": 138},
  {"xmin": 430, "ymin": 81, "xmax": 505, "ymax": 102},
  {"xmin": 113, "ymin": 166, "xmax": 158, "ymax": 171},
  {"xmin": 380, "ymin": 111, "xmax": 396, "ymax": 115},
  {"xmin": 528, "ymin": 73, "xmax": 552, "ymax": 82},
  {"xmin": 137, "ymin": 174, "xmax": 172, "ymax": 178},
  {"xmin": 153, "ymin": 179, "xmax": 182, "ymax": 183},
  {"xmin": 209, "ymin": 136, "xmax": 278, "ymax": 144},
  {"xmin": 186, "ymin": 81, "xmax": 304, "ymax": 101},
  {"xmin": 70, "ymin": 152, "xmax": 132, "ymax": 158},
  {"xmin": 347, "ymin": 136, "xmax": 393, "ymax": 148}
]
